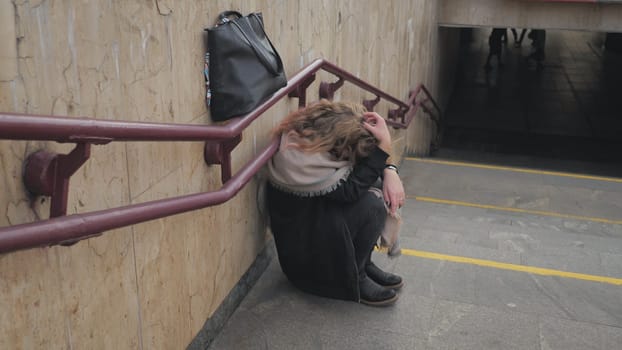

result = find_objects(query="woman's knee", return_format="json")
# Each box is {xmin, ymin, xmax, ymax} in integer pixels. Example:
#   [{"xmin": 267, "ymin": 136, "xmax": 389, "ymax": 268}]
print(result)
[{"xmin": 361, "ymin": 191, "xmax": 387, "ymax": 222}]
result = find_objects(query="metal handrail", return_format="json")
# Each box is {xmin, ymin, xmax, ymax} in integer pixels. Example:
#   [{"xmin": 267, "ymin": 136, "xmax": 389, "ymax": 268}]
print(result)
[
  {"xmin": 0, "ymin": 140, "xmax": 279, "ymax": 252},
  {"xmin": 0, "ymin": 60, "xmax": 425, "ymax": 143},
  {"xmin": 0, "ymin": 60, "xmax": 325, "ymax": 144},
  {"xmin": 0, "ymin": 58, "xmax": 441, "ymax": 253}
]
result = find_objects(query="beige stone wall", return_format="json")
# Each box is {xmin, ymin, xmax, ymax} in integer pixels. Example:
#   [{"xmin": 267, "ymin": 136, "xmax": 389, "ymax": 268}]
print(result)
[
  {"xmin": 404, "ymin": 1, "xmax": 462, "ymax": 156},
  {"xmin": 0, "ymin": 1, "xmax": 443, "ymax": 348}
]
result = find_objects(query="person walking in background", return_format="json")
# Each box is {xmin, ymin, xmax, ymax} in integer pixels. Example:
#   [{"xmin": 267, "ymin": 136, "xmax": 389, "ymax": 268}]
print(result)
[
  {"xmin": 485, "ymin": 28, "xmax": 506, "ymax": 70},
  {"xmin": 526, "ymin": 29, "xmax": 546, "ymax": 69},
  {"xmin": 511, "ymin": 28, "xmax": 527, "ymax": 47}
]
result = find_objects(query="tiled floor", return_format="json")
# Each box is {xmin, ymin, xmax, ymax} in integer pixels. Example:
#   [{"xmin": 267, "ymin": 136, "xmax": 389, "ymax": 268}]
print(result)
[{"xmin": 443, "ymin": 29, "xmax": 622, "ymax": 162}]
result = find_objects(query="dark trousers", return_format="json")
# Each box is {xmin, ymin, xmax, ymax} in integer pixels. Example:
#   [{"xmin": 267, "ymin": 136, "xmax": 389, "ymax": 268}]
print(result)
[{"xmin": 342, "ymin": 190, "xmax": 387, "ymax": 279}]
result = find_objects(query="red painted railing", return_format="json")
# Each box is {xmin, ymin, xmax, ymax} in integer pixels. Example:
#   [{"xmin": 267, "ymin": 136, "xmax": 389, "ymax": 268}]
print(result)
[{"xmin": 0, "ymin": 58, "xmax": 441, "ymax": 253}]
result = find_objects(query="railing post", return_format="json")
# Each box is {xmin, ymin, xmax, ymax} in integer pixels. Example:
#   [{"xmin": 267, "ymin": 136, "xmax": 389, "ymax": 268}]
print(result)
[
  {"xmin": 362, "ymin": 96, "xmax": 381, "ymax": 112},
  {"xmin": 319, "ymin": 77, "xmax": 344, "ymax": 100},
  {"xmin": 204, "ymin": 135, "xmax": 243, "ymax": 184},
  {"xmin": 388, "ymin": 107, "xmax": 406, "ymax": 124},
  {"xmin": 23, "ymin": 143, "xmax": 91, "ymax": 218},
  {"xmin": 288, "ymin": 74, "xmax": 316, "ymax": 108}
]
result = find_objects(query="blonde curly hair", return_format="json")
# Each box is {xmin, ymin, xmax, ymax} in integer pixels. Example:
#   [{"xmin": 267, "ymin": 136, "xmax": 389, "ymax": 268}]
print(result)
[{"xmin": 274, "ymin": 100, "xmax": 378, "ymax": 162}]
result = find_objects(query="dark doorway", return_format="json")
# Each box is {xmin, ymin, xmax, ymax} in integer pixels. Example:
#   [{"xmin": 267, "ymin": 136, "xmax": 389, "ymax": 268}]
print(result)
[{"xmin": 440, "ymin": 28, "xmax": 622, "ymax": 175}]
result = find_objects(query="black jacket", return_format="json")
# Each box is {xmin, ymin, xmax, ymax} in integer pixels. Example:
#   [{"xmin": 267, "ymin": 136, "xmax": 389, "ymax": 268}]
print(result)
[{"xmin": 267, "ymin": 147, "xmax": 388, "ymax": 301}]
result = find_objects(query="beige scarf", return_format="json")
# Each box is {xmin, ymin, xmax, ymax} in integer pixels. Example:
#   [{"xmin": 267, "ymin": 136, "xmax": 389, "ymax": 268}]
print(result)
[
  {"xmin": 267, "ymin": 131, "xmax": 353, "ymax": 197},
  {"xmin": 267, "ymin": 131, "xmax": 401, "ymax": 256}
]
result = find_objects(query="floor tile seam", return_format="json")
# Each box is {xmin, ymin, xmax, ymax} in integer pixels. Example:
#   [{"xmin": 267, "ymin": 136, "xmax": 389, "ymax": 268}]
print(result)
[
  {"xmin": 410, "ymin": 200, "xmax": 622, "ymax": 229},
  {"xmin": 341, "ymin": 323, "xmax": 428, "ymax": 343},
  {"xmin": 532, "ymin": 303, "xmax": 622, "ymax": 332},
  {"xmin": 415, "ymin": 291, "xmax": 622, "ymax": 331},
  {"xmin": 422, "ymin": 294, "xmax": 554, "ymax": 334},
  {"xmin": 408, "ymin": 195, "xmax": 622, "ymax": 225},
  {"xmin": 403, "ymin": 157, "xmax": 622, "ymax": 184},
  {"xmin": 407, "ymin": 218, "xmax": 622, "ymax": 245},
  {"xmin": 415, "ymin": 220, "xmax": 611, "ymax": 238},
  {"xmin": 399, "ymin": 248, "xmax": 622, "ymax": 286},
  {"xmin": 412, "ymin": 223, "xmax": 622, "ymax": 242},
  {"xmin": 404, "ymin": 235, "xmax": 617, "ymax": 263},
  {"xmin": 407, "ymin": 220, "xmax": 620, "ymax": 244},
  {"xmin": 415, "ymin": 207, "xmax": 618, "ymax": 224},
  {"xmin": 403, "ymin": 227, "xmax": 622, "ymax": 267}
]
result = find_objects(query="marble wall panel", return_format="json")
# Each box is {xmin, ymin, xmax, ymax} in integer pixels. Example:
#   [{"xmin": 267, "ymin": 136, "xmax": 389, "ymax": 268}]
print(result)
[
  {"xmin": 0, "ymin": 1, "xmax": 18, "ymax": 82},
  {"xmin": 0, "ymin": 249, "xmax": 65, "ymax": 349},
  {"xmin": 56, "ymin": 228, "xmax": 139, "ymax": 349},
  {"xmin": 133, "ymin": 215, "xmax": 193, "ymax": 349}
]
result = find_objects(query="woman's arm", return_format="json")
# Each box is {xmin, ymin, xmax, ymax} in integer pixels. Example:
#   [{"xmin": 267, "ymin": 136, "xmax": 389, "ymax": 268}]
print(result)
[
  {"xmin": 364, "ymin": 112, "xmax": 405, "ymax": 213},
  {"xmin": 324, "ymin": 146, "xmax": 388, "ymax": 202},
  {"xmin": 326, "ymin": 112, "xmax": 392, "ymax": 202},
  {"xmin": 382, "ymin": 167, "xmax": 405, "ymax": 215},
  {"xmin": 362, "ymin": 112, "xmax": 392, "ymax": 155}
]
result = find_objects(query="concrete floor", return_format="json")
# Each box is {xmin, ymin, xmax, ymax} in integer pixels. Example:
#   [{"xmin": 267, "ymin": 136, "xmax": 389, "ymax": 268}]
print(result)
[{"xmin": 209, "ymin": 29, "xmax": 622, "ymax": 349}]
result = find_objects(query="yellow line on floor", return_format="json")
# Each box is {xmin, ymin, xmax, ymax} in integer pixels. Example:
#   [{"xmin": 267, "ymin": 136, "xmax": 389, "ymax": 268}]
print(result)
[
  {"xmin": 405, "ymin": 157, "xmax": 622, "ymax": 183},
  {"xmin": 400, "ymin": 248, "xmax": 622, "ymax": 286},
  {"xmin": 411, "ymin": 196, "xmax": 622, "ymax": 225}
]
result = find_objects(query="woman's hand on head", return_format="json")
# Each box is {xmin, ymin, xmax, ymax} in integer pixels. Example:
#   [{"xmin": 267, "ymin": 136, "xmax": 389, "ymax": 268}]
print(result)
[
  {"xmin": 362, "ymin": 112, "xmax": 392, "ymax": 154},
  {"xmin": 383, "ymin": 168, "xmax": 405, "ymax": 215}
]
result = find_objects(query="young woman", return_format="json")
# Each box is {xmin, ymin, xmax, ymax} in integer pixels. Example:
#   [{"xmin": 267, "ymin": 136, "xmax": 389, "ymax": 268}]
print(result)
[{"xmin": 266, "ymin": 100, "xmax": 404, "ymax": 306}]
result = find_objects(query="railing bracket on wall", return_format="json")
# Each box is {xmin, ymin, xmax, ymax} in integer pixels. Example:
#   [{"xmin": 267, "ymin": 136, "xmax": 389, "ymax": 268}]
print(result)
[
  {"xmin": 23, "ymin": 143, "xmax": 91, "ymax": 218},
  {"xmin": 204, "ymin": 134, "xmax": 243, "ymax": 184},
  {"xmin": 388, "ymin": 107, "xmax": 407, "ymax": 124},
  {"xmin": 288, "ymin": 74, "xmax": 316, "ymax": 108},
  {"xmin": 319, "ymin": 77, "xmax": 344, "ymax": 100},
  {"xmin": 362, "ymin": 95, "xmax": 381, "ymax": 112}
]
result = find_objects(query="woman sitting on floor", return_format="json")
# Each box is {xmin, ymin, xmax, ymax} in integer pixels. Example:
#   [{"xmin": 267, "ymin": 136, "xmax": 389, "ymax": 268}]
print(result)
[{"xmin": 266, "ymin": 100, "xmax": 404, "ymax": 306}]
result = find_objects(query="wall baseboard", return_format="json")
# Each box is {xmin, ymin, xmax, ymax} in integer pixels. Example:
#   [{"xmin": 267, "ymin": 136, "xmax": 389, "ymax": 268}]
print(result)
[{"xmin": 187, "ymin": 241, "xmax": 275, "ymax": 350}]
